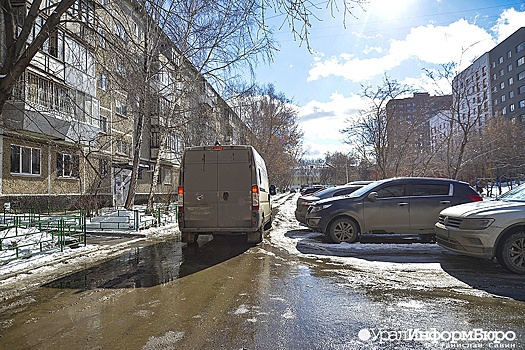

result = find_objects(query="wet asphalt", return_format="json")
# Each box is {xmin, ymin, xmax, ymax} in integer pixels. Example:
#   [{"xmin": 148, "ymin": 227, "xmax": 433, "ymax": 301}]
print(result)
[{"xmin": 0, "ymin": 231, "xmax": 524, "ymax": 349}]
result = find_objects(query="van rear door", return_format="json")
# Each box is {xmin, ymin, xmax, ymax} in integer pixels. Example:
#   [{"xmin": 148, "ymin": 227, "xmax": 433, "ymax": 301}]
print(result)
[
  {"xmin": 183, "ymin": 147, "xmax": 253, "ymax": 229},
  {"xmin": 217, "ymin": 148, "xmax": 252, "ymax": 228},
  {"xmin": 183, "ymin": 149, "xmax": 219, "ymax": 228}
]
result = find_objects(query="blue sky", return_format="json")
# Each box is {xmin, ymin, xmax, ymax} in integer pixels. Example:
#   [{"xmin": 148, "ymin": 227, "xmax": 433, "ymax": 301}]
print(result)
[{"xmin": 253, "ymin": 0, "xmax": 525, "ymax": 159}]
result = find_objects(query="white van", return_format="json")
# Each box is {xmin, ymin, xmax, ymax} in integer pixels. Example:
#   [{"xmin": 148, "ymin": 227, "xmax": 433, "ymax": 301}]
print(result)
[{"xmin": 177, "ymin": 144, "xmax": 275, "ymax": 244}]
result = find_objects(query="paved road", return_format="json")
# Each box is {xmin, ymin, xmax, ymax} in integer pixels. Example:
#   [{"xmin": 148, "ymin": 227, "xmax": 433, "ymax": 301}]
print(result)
[{"xmin": 1, "ymin": 233, "xmax": 524, "ymax": 350}]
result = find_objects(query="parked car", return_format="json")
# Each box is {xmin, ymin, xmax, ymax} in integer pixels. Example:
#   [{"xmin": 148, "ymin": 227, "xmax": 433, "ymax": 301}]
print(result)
[
  {"xmin": 300, "ymin": 185, "xmax": 326, "ymax": 195},
  {"xmin": 435, "ymin": 183, "xmax": 525, "ymax": 274},
  {"xmin": 306, "ymin": 177, "xmax": 482, "ymax": 243},
  {"xmin": 295, "ymin": 184, "xmax": 366, "ymax": 224}
]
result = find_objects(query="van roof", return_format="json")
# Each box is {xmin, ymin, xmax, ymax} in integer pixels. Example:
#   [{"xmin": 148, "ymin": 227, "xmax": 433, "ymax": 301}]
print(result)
[{"xmin": 185, "ymin": 144, "xmax": 254, "ymax": 152}]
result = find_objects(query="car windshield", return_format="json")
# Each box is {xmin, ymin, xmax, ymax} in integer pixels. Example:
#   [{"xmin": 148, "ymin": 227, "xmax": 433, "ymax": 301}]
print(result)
[
  {"xmin": 498, "ymin": 184, "xmax": 525, "ymax": 202},
  {"xmin": 309, "ymin": 187, "xmax": 335, "ymax": 197},
  {"xmin": 346, "ymin": 179, "xmax": 387, "ymax": 198}
]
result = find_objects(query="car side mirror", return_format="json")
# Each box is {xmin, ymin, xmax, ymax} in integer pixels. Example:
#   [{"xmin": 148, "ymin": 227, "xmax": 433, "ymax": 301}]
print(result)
[
  {"xmin": 270, "ymin": 185, "xmax": 277, "ymax": 196},
  {"xmin": 367, "ymin": 192, "xmax": 378, "ymax": 201}
]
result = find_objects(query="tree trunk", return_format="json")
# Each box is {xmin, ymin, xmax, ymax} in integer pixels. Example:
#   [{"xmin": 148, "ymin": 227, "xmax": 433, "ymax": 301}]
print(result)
[
  {"xmin": 146, "ymin": 132, "xmax": 167, "ymax": 214},
  {"xmin": 124, "ymin": 113, "xmax": 145, "ymax": 209}
]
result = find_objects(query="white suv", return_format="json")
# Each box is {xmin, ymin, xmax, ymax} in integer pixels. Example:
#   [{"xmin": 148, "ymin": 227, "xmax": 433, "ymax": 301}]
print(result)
[{"xmin": 435, "ymin": 184, "xmax": 525, "ymax": 274}]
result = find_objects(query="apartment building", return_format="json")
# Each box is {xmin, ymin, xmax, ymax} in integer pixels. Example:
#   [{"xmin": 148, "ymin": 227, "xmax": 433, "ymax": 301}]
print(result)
[
  {"xmin": 489, "ymin": 27, "xmax": 525, "ymax": 121},
  {"xmin": 0, "ymin": 0, "xmax": 247, "ymax": 210},
  {"xmin": 452, "ymin": 28, "xmax": 525, "ymax": 126},
  {"xmin": 386, "ymin": 92, "xmax": 452, "ymax": 172}
]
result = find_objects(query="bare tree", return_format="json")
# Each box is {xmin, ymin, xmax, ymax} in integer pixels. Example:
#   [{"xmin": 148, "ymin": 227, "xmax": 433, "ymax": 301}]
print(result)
[
  {"xmin": 318, "ymin": 151, "xmax": 358, "ymax": 185},
  {"xmin": 234, "ymin": 83, "xmax": 303, "ymax": 189},
  {"xmin": 424, "ymin": 50, "xmax": 491, "ymax": 180},
  {"xmin": 341, "ymin": 75, "xmax": 413, "ymax": 179}
]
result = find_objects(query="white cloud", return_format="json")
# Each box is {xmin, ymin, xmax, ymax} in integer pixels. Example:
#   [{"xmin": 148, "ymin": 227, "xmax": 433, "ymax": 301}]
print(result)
[
  {"xmin": 307, "ymin": 18, "xmax": 500, "ymax": 82},
  {"xmin": 297, "ymin": 93, "xmax": 368, "ymax": 158},
  {"xmin": 307, "ymin": 53, "xmax": 402, "ymax": 82},
  {"xmin": 400, "ymin": 72, "xmax": 452, "ymax": 95},
  {"xmin": 389, "ymin": 20, "xmax": 495, "ymax": 65},
  {"xmin": 491, "ymin": 8, "xmax": 525, "ymax": 43}
]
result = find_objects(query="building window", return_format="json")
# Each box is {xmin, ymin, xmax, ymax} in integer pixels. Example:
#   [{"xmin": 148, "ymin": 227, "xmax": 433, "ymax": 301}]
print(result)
[
  {"xmin": 519, "ymin": 71, "xmax": 525, "ymax": 81},
  {"xmin": 519, "ymin": 100, "xmax": 525, "ymax": 108},
  {"xmin": 508, "ymin": 64, "xmax": 513, "ymax": 72},
  {"xmin": 507, "ymin": 50, "xmax": 512, "ymax": 59},
  {"xmin": 502, "ymin": 107, "xmax": 507, "ymax": 115},
  {"xmin": 99, "ymin": 158, "xmax": 109, "ymax": 176},
  {"xmin": 517, "ymin": 43, "xmax": 524, "ymax": 53},
  {"xmin": 510, "ymin": 90, "xmax": 514, "ymax": 99},
  {"xmin": 10, "ymin": 145, "xmax": 40, "ymax": 175},
  {"xmin": 116, "ymin": 140, "xmax": 130, "ymax": 156},
  {"xmin": 499, "ymin": 56, "xmax": 504, "ymax": 64},
  {"xmin": 57, "ymin": 153, "xmax": 79, "ymax": 178},
  {"xmin": 500, "ymin": 69, "xmax": 504, "ymax": 77},
  {"xmin": 115, "ymin": 20, "xmax": 127, "ymax": 41},
  {"xmin": 46, "ymin": 30, "xmax": 64, "ymax": 60},
  {"xmin": 509, "ymin": 77, "xmax": 514, "ymax": 86},
  {"xmin": 163, "ymin": 168, "xmax": 172, "ymax": 185},
  {"xmin": 510, "ymin": 104, "xmax": 515, "ymax": 112},
  {"xmin": 100, "ymin": 115, "xmax": 107, "ymax": 133},
  {"xmin": 518, "ymin": 57, "xmax": 525, "ymax": 67},
  {"xmin": 97, "ymin": 30, "xmax": 106, "ymax": 49},
  {"xmin": 501, "ymin": 95, "xmax": 506, "ymax": 102},
  {"xmin": 500, "ymin": 82, "xmax": 505, "ymax": 89},
  {"xmin": 520, "ymin": 85, "xmax": 525, "ymax": 95},
  {"xmin": 115, "ymin": 99, "xmax": 127, "ymax": 115},
  {"xmin": 99, "ymin": 73, "xmax": 107, "ymax": 90},
  {"xmin": 133, "ymin": 21, "xmax": 141, "ymax": 38}
]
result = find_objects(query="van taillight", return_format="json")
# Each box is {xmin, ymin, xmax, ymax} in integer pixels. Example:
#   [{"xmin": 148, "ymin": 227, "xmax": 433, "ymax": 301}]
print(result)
[
  {"xmin": 178, "ymin": 186, "xmax": 184, "ymax": 207},
  {"xmin": 252, "ymin": 185, "xmax": 259, "ymax": 210}
]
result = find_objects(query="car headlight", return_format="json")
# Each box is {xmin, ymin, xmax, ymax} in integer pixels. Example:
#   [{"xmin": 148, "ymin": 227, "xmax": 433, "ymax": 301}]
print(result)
[
  {"xmin": 310, "ymin": 204, "xmax": 332, "ymax": 213},
  {"xmin": 459, "ymin": 218, "xmax": 494, "ymax": 230}
]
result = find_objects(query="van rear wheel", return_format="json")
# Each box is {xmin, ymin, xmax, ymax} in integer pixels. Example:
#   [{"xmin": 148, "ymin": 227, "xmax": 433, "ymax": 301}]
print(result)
[{"xmin": 182, "ymin": 232, "xmax": 197, "ymax": 244}]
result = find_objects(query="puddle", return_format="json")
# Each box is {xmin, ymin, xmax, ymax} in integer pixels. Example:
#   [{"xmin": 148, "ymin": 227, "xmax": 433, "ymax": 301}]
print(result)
[{"xmin": 44, "ymin": 236, "xmax": 251, "ymax": 290}]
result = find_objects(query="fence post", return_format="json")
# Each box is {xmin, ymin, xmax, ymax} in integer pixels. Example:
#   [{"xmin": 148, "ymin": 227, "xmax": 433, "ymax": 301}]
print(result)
[
  {"xmin": 134, "ymin": 210, "xmax": 139, "ymax": 231},
  {"xmin": 82, "ymin": 213, "xmax": 86, "ymax": 246},
  {"xmin": 59, "ymin": 218, "xmax": 64, "ymax": 252}
]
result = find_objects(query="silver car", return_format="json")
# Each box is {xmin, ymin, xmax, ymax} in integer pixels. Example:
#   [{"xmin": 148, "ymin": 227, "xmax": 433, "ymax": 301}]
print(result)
[{"xmin": 436, "ymin": 183, "xmax": 525, "ymax": 274}]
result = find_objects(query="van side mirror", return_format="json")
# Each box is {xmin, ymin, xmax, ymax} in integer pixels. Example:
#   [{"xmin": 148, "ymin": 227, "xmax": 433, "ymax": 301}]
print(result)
[
  {"xmin": 367, "ymin": 192, "xmax": 378, "ymax": 201},
  {"xmin": 270, "ymin": 185, "xmax": 277, "ymax": 196}
]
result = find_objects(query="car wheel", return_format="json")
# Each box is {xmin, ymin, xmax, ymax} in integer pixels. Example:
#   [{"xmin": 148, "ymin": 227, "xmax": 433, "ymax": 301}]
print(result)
[
  {"xmin": 496, "ymin": 231, "xmax": 525, "ymax": 274},
  {"xmin": 327, "ymin": 217, "xmax": 359, "ymax": 243}
]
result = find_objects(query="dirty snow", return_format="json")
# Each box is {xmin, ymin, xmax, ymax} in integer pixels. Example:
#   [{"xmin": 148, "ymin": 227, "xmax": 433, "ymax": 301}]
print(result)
[{"xmin": 266, "ymin": 192, "xmax": 499, "ymax": 297}]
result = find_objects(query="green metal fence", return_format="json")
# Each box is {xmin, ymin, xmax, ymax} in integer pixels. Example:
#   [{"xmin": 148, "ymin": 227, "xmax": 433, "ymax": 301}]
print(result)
[{"xmin": 0, "ymin": 212, "xmax": 86, "ymax": 264}]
